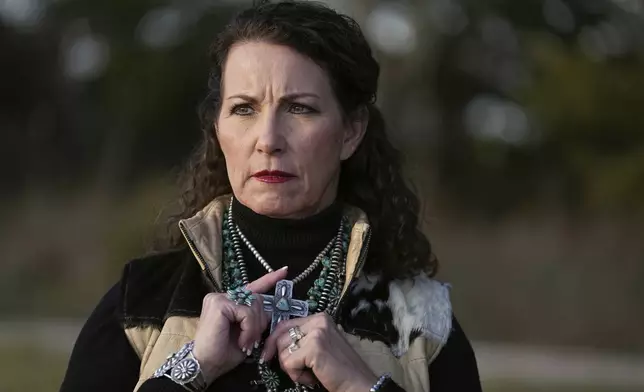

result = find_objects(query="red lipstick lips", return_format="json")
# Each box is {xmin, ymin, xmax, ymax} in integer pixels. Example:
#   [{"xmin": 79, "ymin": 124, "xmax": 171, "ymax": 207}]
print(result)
[{"xmin": 252, "ymin": 170, "xmax": 296, "ymax": 183}]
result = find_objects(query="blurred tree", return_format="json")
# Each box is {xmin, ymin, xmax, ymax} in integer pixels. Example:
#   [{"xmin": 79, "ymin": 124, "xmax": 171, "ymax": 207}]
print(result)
[
  {"xmin": 1, "ymin": 0, "xmax": 643, "ymax": 352},
  {"xmin": 525, "ymin": 37, "xmax": 644, "ymax": 212},
  {"xmin": 2, "ymin": 0, "xmax": 643, "ymax": 215},
  {"xmin": 405, "ymin": 0, "xmax": 644, "ymax": 215}
]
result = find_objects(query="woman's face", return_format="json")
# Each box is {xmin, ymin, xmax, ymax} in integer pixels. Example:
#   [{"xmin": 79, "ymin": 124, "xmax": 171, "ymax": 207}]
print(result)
[{"xmin": 216, "ymin": 42, "xmax": 366, "ymax": 218}]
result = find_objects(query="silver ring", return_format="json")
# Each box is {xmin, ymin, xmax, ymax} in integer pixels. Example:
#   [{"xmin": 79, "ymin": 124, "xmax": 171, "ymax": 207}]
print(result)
[
  {"xmin": 288, "ymin": 326, "xmax": 304, "ymax": 343},
  {"xmin": 287, "ymin": 342, "xmax": 299, "ymax": 353},
  {"xmin": 226, "ymin": 286, "xmax": 256, "ymax": 307}
]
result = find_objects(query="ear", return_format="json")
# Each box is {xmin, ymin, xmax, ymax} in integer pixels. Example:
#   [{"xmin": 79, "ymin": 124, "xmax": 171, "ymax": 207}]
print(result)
[{"xmin": 340, "ymin": 106, "xmax": 369, "ymax": 161}]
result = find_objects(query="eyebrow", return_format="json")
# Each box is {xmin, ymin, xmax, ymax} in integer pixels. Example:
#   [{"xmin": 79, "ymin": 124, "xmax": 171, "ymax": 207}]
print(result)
[{"xmin": 225, "ymin": 92, "xmax": 320, "ymax": 102}]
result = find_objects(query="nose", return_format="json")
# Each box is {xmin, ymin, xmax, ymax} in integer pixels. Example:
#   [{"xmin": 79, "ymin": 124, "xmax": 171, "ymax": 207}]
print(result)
[{"xmin": 255, "ymin": 111, "xmax": 285, "ymax": 155}]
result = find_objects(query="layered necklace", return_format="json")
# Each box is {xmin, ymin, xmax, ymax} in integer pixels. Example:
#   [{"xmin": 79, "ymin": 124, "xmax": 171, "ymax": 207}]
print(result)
[{"xmin": 221, "ymin": 200, "xmax": 350, "ymax": 392}]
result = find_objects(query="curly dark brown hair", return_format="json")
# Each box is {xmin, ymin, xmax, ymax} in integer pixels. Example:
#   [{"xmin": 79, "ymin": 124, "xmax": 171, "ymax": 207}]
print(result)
[{"xmin": 163, "ymin": 0, "xmax": 438, "ymax": 279}]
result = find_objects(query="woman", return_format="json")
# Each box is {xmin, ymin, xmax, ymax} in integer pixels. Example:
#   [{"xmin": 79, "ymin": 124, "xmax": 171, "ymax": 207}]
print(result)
[{"xmin": 61, "ymin": 1, "xmax": 481, "ymax": 391}]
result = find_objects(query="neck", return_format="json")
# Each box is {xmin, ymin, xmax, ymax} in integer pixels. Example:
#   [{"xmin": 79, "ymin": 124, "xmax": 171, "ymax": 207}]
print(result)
[{"xmin": 231, "ymin": 196, "xmax": 343, "ymax": 255}]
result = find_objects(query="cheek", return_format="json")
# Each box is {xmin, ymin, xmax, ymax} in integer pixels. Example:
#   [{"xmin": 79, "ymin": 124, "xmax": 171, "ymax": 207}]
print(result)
[
  {"xmin": 297, "ymin": 124, "xmax": 344, "ymax": 181},
  {"xmin": 216, "ymin": 127, "xmax": 247, "ymax": 184}
]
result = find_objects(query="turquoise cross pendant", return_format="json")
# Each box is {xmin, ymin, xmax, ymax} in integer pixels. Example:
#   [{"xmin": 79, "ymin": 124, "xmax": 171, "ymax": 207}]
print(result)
[{"xmin": 261, "ymin": 280, "xmax": 309, "ymax": 332}]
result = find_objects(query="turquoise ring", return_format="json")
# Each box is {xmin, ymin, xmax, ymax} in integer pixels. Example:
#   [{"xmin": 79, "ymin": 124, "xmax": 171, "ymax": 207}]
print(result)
[{"xmin": 227, "ymin": 286, "xmax": 256, "ymax": 307}]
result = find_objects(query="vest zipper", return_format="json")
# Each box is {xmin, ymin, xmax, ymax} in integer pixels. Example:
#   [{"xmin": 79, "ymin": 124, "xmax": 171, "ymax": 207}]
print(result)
[
  {"xmin": 333, "ymin": 226, "xmax": 372, "ymax": 322},
  {"xmin": 179, "ymin": 221, "xmax": 222, "ymax": 293}
]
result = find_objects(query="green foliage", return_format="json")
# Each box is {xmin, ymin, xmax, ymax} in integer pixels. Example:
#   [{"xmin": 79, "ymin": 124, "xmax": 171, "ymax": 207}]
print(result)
[
  {"xmin": 523, "ymin": 35, "xmax": 644, "ymax": 211},
  {"xmin": 0, "ymin": 345, "xmax": 69, "ymax": 392}
]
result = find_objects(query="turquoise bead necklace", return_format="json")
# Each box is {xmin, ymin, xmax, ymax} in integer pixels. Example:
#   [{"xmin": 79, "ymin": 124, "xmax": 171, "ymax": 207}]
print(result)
[{"xmin": 221, "ymin": 201, "xmax": 350, "ymax": 392}]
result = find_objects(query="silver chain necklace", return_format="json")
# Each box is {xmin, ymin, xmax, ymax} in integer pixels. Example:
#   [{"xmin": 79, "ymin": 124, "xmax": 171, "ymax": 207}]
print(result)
[
  {"xmin": 225, "ymin": 198, "xmax": 348, "ymax": 392},
  {"xmin": 235, "ymin": 224, "xmax": 340, "ymax": 284},
  {"xmin": 229, "ymin": 198, "xmax": 343, "ymax": 284}
]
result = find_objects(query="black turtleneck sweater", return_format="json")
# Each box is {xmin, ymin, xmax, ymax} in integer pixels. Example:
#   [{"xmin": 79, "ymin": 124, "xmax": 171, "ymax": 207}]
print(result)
[
  {"xmin": 60, "ymin": 199, "xmax": 481, "ymax": 392},
  {"xmin": 232, "ymin": 197, "xmax": 343, "ymax": 302}
]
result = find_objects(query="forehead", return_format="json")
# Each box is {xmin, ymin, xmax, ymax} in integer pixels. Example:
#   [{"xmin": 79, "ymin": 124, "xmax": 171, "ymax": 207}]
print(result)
[{"xmin": 222, "ymin": 41, "xmax": 334, "ymax": 97}]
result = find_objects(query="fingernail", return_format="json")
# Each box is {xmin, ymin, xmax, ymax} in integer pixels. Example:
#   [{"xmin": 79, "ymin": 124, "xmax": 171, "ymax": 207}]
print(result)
[
  {"xmin": 241, "ymin": 347, "xmax": 247, "ymax": 353},
  {"xmin": 246, "ymin": 348, "xmax": 253, "ymax": 356},
  {"xmin": 279, "ymin": 266, "xmax": 288, "ymax": 270},
  {"xmin": 259, "ymin": 355, "xmax": 265, "ymax": 364},
  {"xmin": 254, "ymin": 340, "xmax": 260, "ymax": 349}
]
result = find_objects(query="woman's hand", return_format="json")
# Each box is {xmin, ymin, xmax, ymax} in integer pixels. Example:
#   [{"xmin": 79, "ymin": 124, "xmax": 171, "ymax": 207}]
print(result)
[
  {"xmin": 192, "ymin": 267, "xmax": 288, "ymax": 384},
  {"xmin": 261, "ymin": 312, "xmax": 378, "ymax": 392}
]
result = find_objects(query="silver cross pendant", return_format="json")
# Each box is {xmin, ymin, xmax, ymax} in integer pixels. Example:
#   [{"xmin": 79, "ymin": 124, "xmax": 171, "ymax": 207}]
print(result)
[{"xmin": 261, "ymin": 280, "xmax": 309, "ymax": 332}]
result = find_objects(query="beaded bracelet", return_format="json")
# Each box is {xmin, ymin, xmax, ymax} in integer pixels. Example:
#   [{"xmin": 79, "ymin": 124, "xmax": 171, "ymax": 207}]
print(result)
[{"xmin": 369, "ymin": 373, "xmax": 391, "ymax": 392}]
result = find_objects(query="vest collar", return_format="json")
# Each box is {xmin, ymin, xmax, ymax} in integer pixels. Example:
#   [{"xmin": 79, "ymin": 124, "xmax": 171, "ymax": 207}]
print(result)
[{"xmin": 178, "ymin": 195, "xmax": 371, "ymax": 298}]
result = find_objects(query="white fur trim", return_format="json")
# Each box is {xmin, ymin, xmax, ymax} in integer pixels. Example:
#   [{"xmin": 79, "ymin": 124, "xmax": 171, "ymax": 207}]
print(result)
[
  {"xmin": 374, "ymin": 299, "xmax": 387, "ymax": 311},
  {"xmin": 352, "ymin": 274, "xmax": 380, "ymax": 294},
  {"xmin": 387, "ymin": 275, "xmax": 452, "ymax": 357},
  {"xmin": 350, "ymin": 299, "xmax": 373, "ymax": 318}
]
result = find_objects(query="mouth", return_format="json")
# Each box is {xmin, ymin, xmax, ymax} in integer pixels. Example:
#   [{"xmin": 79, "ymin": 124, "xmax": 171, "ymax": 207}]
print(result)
[{"xmin": 251, "ymin": 170, "xmax": 296, "ymax": 184}]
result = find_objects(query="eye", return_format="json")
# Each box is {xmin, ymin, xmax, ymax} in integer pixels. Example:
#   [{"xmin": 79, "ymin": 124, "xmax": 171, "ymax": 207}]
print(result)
[
  {"xmin": 230, "ymin": 104, "xmax": 255, "ymax": 116},
  {"xmin": 288, "ymin": 103, "xmax": 315, "ymax": 114}
]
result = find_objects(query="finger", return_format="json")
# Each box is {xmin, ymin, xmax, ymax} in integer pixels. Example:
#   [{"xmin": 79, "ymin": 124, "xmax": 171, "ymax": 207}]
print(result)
[
  {"xmin": 266, "ymin": 313, "xmax": 336, "ymax": 362},
  {"xmin": 239, "ymin": 293, "xmax": 270, "ymax": 351},
  {"xmin": 239, "ymin": 294, "xmax": 270, "ymax": 354},
  {"xmin": 274, "ymin": 322, "xmax": 314, "ymax": 356},
  {"xmin": 252, "ymin": 289, "xmax": 271, "ymax": 342},
  {"xmin": 246, "ymin": 266, "xmax": 289, "ymax": 293},
  {"xmin": 278, "ymin": 335, "xmax": 318, "ymax": 387},
  {"xmin": 275, "ymin": 330, "xmax": 295, "ymax": 354},
  {"xmin": 231, "ymin": 300, "xmax": 264, "ymax": 354},
  {"xmin": 261, "ymin": 317, "xmax": 312, "ymax": 362},
  {"xmin": 271, "ymin": 314, "xmax": 317, "ymax": 340}
]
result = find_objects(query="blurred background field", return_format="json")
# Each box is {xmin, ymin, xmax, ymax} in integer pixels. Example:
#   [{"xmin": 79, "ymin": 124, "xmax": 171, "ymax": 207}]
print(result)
[{"xmin": 1, "ymin": 0, "xmax": 644, "ymax": 391}]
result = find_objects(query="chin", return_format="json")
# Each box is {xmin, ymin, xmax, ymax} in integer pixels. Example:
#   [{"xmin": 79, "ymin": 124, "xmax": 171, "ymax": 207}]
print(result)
[{"xmin": 243, "ymin": 193, "xmax": 303, "ymax": 218}]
